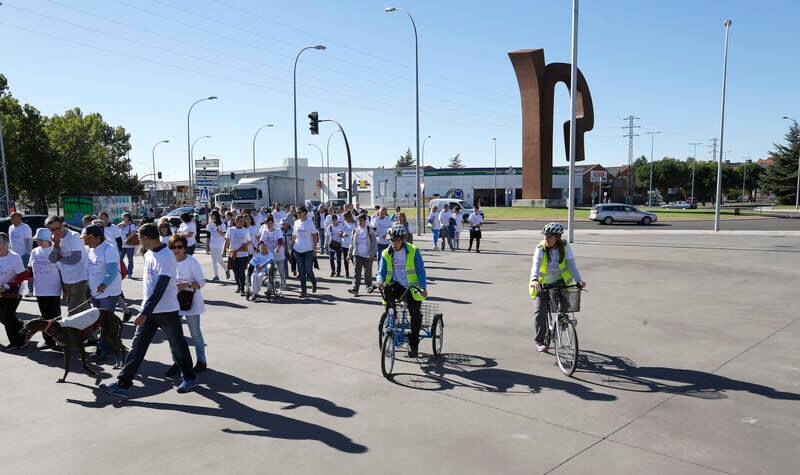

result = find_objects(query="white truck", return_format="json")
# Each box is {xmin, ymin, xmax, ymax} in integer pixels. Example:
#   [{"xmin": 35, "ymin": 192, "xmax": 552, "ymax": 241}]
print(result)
[{"xmin": 230, "ymin": 176, "xmax": 302, "ymax": 210}]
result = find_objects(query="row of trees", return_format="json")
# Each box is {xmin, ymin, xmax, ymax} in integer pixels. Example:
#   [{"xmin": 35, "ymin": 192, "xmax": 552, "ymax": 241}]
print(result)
[
  {"xmin": 395, "ymin": 148, "xmax": 465, "ymax": 169},
  {"xmin": 0, "ymin": 74, "xmax": 140, "ymax": 213}
]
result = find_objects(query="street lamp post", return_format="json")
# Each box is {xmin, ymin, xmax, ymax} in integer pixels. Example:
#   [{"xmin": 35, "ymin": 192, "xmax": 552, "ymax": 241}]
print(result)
[
  {"xmin": 421, "ymin": 135, "xmax": 431, "ymax": 231},
  {"xmin": 492, "ymin": 137, "xmax": 497, "ymax": 206},
  {"xmin": 252, "ymin": 124, "xmax": 274, "ymax": 174},
  {"xmin": 741, "ymin": 158, "xmax": 750, "ymax": 203},
  {"xmin": 783, "ymin": 116, "xmax": 799, "ymax": 210},
  {"xmin": 714, "ymin": 20, "xmax": 732, "ymax": 231},
  {"xmin": 566, "ymin": 0, "xmax": 579, "ymax": 243},
  {"xmin": 326, "ymin": 129, "xmax": 342, "ymax": 202},
  {"xmin": 293, "ymin": 45, "xmax": 326, "ymax": 206},
  {"xmin": 386, "ymin": 6, "xmax": 421, "ymax": 235},
  {"xmin": 689, "ymin": 142, "xmax": 702, "ymax": 204},
  {"xmin": 151, "ymin": 139, "xmax": 169, "ymax": 206},
  {"xmin": 308, "ymin": 144, "xmax": 324, "ymax": 200},
  {"xmin": 187, "ymin": 96, "xmax": 217, "ymax": 204},
  {"xmin": 645, "ymin": 131, "xmax": 661, "ymax": 207}
]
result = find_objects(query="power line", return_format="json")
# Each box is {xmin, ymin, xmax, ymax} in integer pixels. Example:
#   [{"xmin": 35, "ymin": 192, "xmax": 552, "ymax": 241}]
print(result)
[{"xmin": 622, "ymin": 115, "xmax": 640, "ymax": 200}]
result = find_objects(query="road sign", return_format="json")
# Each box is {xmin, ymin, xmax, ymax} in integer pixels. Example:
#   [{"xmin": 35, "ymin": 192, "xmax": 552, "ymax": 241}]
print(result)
[
  {"xmin": 195, "ymin": 158, "xmax": 220, "ymax": 169},
  {"xmin": 198, "ymin": 188, "xmax": 210, "ymax": 204},
  {"xmin": 195, "ymin": 179, "xmax": 218, "ymax": 187},
  {"xmin": 195, "ymin": 169, "xmax": 219, "ymax": 178},
  {"xmin": 453, "ymin": 188, "xmax": 464, "ymax": 199},
  {"xmin": 590, "ymin": 170, "xmax": 608, "ymax": 183}
]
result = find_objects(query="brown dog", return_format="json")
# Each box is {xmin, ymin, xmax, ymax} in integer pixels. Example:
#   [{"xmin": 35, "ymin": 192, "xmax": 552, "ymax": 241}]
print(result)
[{"xmin": 20, "ymin": 309, "xmax": 127, "ymax": 383}]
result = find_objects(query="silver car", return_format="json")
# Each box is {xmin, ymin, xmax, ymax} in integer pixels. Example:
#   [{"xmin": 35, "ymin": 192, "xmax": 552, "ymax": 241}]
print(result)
[{"xmin": 589, "ymin": 203, "xmax": 658, "ymax": 225}]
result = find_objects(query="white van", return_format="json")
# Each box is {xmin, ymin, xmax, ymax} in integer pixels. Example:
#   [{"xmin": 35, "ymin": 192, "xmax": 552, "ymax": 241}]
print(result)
[{"xmin": 428, "ymin": 199, "xmax": 483, "ymax": 222}]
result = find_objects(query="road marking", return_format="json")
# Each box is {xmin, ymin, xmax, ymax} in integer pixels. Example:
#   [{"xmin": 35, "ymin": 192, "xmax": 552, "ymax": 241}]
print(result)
[
  {"xmin": 780, "ymin": 366, "xmax": 800, "ymax": 371},
  {"xmin": 512, "ymin": 433, "xmax": 533, "ymax": 440},
  {"xmin": 740, "ymin": 417, "xmax": 759, "ymax": 425}
]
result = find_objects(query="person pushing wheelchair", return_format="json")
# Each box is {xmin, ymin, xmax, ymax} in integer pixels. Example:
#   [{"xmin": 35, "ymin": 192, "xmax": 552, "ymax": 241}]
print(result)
[{"xmin": 376, "ymin": 223, "xmax": 428, "ymax": 358}]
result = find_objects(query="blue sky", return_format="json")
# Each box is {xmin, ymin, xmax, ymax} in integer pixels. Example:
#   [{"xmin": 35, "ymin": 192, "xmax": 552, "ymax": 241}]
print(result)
[{"xmin": 1, "ymin": 0, "xmax": 798, "ymax": 182}]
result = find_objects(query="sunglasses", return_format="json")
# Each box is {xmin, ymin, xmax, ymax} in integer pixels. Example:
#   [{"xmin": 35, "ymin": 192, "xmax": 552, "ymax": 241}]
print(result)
[{"xmin": 170, "ymin": 245, "xmax": 185, "ymax": 250}]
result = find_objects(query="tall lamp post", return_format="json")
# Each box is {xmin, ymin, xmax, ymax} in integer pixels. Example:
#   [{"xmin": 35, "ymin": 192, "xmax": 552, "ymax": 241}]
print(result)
[
  {"xmin": 191, "ymin": 136, "xmax": 211, "ymax": 165},
  {"xmin": 293, "ymin": 45, "xmax": 326, "ymax": 205},
  {"xmin": 386, "ymin": 6, "xmax": 421, "ymax": 235},
  {"xmin": 151, "ymin": 139, "xmax": 169, "ymax": 206},
  {"xmin": 492, "ymin": 137, "xmax": 497, "ymax": 206},
  {"xmin": 421, "ymin": 135, "xmax": 431, "ymax": 228},
  {"xmin": 645, "ymin": 131, "xmax": 661, "ymax": 207},
  {"xmin": 252, "ymin": 124, "xmax": 274, "ymax": 174},
  {"xmin": 714, "ymin": 19, "xmax": 732, "ymax": 231},
  {"xmin": 566, "ymin": 0, "xmax": 579, "ymax": 243},
  {"xmin": 689, "ymin": 142, "xmax": 702, "ymax": 205},
  {"xmin": 783, "ymin": 116, "xmax": 799, "ymax": 210},
  {"xmin": 187, "ymin": 96, "xmax": 217, "ymax": 203},
  {"xmin": 326, "ymin": 129, "xmax": 342, "ymax": 202},
  {"xmin": 308, "ymin": 144, "xmax": 324, "ymax": 200}
]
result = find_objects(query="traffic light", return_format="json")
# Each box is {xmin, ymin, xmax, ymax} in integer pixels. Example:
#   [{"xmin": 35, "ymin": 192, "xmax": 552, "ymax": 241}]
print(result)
[
  {"xmin": 157, "ymin": 171, "xmax": 162, "ymax": 179},
  {"xmin": 308, "ymin": 111, "xmax": 319, "ymax": 135},
  {"xmin": 230, "ymin": 172, "xmax": 235, "ymax": 180},
  {"xmin": 336, "ymin": 172, "xmax": 346, "ymax": 189}
]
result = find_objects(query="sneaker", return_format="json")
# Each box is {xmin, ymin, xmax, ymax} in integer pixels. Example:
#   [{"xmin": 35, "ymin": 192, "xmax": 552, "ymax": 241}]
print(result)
[
  {"xmin": 176, "ymin": 377, "xmax": 197, "ymax": 394},
  {"xmin": 407, "ymin": 348, "xmax": 419, "ymax": 358},
  {"xmin": 534, "ymin": 340, "xmax": 547, "ymax": 352},
  {"xmin": 330, "ymin": 272, "xmax": 335, "ymax": 277},
  {"xmin": 164, "ymin": 363, "xmax": 180, "ymax": 378},
  {"xmin": 44, "ymin": 343, "xmax": 63, "ymax": 353},
  {"xmin": 211, "ymin": 276, "xmax": 219, "ymax": 282},
  {"xmin": 25, "ymin": 292, "xmax": 33, "ymax": 298},
  {"xmin": 347, "ymin": 288, "xmax": 359, "ymax": 296},
  {"xmin": 193, "ymin": 361, "xmax": 207, "ymax": 373},
  {"xmin": 312, "ymin": 280, "xmax": 317, "ymax": 293},
  {"xmin": 476, "ymin": 249, "xmax": 480, "ymax": 253},
  {"xmin": 299, "ymin": 291, "xmax": 308, "ymax": 298},
  {"xmin": 100, "ymin": 382, "xmax": 129, "ymax": 399}
]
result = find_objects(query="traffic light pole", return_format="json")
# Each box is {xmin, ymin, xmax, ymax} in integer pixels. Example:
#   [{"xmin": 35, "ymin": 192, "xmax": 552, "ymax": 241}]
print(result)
[{"xmin": 320, "ymin": 119, "xmax": 353, "ymax": 204}]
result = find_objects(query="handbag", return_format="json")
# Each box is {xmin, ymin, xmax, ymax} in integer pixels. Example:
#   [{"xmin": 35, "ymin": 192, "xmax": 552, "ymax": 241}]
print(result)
[
  {"xmin": 177, "ymin": 289, "xmax": 195, "ymax": 311},
  {"xmin": 124, "ymin": 232, "xmax": 140, "ymax": 246},
  {"xmin": 329, "ymin": 240, "xmax": 342, "ymax": 251},
  {"xmin": 1, "ymin": 286, "xmax": 20, "ymax": 300}
]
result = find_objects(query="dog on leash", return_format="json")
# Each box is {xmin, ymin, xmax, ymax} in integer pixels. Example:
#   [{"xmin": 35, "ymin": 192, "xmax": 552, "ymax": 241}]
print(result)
[{"xmin": 20, "ymin": 308, "xmax": 127, "ymax": 383}]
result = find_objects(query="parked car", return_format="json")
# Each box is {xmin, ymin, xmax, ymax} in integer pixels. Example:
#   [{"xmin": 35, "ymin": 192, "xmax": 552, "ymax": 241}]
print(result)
[
  {"xmin": 589, "ymin": 203, "xmax": 657, "ymax": 225},
  {"xmin": 428, "ymin": 199, "xmax": 484, "ymax": 223},
  {"xmin": 661, "ymin": 201, "xmax": 691, "ymax": 209},
  {"xmin": 326, "ymin": 199, "xmax": 346, "ymax": 209},
  {"xmin": 166, "ymin": 206, "xmax": 208, "ymax": 234},
  {"xmin": 305, "ymin": 200, "xmax": 322, "ymax": 210}
]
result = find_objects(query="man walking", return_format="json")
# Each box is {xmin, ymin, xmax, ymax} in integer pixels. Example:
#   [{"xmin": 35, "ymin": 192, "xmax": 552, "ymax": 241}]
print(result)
[
  {"xmin": 348, "ymin": 213, "xmax": 377, "ymax": 297},
  {"xmin": 46, "ymin": 216, "xmax": 89, "ymax": 314},
  {"xmin": 101, "ymin": 223, "xmax": 196, "ymax": 398},
  {"xmin": 371, "ymin": 206, "xmax": 392, "ymax": 259},
  {"xmin": 8, "ymin": 212, "xmax": 33, "ymax": 297}
]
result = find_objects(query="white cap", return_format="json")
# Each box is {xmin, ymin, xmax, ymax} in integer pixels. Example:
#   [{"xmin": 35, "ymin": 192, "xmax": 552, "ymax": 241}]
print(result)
[{"xmin": 34, "ymin": 228, "xmax": 52, "ymax": 242}]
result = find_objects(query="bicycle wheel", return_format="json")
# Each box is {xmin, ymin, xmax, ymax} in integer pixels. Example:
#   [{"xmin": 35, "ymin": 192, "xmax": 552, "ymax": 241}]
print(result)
[
  {"xmin": 431, "ymin": 314, "xmax": 444, "ymax": 357},
  {"xmin": 554, "ymin": 316, "xmax": 579, "ymax": 376},
  {"xmin": 380, "ymin": 333, "xmax": 395, "ymax": 379},
  {"xmin": 378, "ymin": 312, "xmax": 391, "ymax": 349}
]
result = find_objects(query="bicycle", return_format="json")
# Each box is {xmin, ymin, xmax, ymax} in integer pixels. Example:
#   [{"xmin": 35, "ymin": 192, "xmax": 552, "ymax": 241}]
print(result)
[
  {"xmin": 539, "ymin": 283, "xmax": 583, "ymax": 376},
  {"xmin": 370, "ymin": 284, "xmax": 444, "ymax": 379}
]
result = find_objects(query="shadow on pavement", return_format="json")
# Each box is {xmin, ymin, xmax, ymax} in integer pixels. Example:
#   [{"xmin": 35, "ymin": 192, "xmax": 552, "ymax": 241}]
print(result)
[
  {"xmin": 66, "ymin": 361, "xmax": 366, "ymax": 454},
  {"xmin": 391, "ymin": 353, "xmax": 616, "ymax": 401},
  {"xmin": 204, "ymin": 300, "xmax": 249, "ymax": 309},
  {"xmin": 573, "ymin": 351, "xmax": 800, "ymax": 400}
]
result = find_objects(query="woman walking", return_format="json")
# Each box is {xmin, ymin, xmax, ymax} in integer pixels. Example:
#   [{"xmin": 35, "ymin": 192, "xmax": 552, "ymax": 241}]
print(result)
[
  {"xmin": 290, "ymin": 206, "xmax": 318, "ymax": 298},
  {"xmin": 0, "ymin": 233, "xmax": 28, "ymax": 350},
  {"xmin": 29, "ymin": 228, "xmax": 62, "ymax": 350},
  {"xmin": 341, "ymin": 212, "xmax": 355, "ymax": 278},
  {"xmin": 427, "ymin": 205, "xmax": 441, "ymax": 250},
  {"xmin": 177, "ymin": 212, "xmax": 197, "ymax": 255},
  {"xmin": 206, "ymin": 210, "xmax": 227, "ymax": 281},
  {"xmin": 158, "ymin": 219, "xmax": 173, "ymax": 244},
  {"xmin": 119, "ymin": 213, "xmax": 138, "ymax": 277},
  {"xmin": 166, "ymin": 234, "xmax": 208, "ymax": 375},
  {"xmin": 326, "ymin": 214, "xmax": 345, "ymax": 277},
  {"xmin": 347, "ymin": 213, "xmax": 376, "ymax": 297},
  {"xmin": 223, "ymin": 215, "xmax": 251, "ymax": 295},
  {"xmin": 397, "ymin": 212, "xmax": 413, "ymax": 244}
]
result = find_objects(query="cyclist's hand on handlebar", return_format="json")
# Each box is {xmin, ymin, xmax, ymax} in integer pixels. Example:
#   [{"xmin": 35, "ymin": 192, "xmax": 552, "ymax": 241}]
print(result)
[
  {"xmin": 532, "ymin": 281, "xmax": 543, "ymax": 293},
  {"xmin": 579, "ymin": 281, "xmax": 587, "ymax": 288},
  {"xmin": 376, "ymin": 282, "xmax": 384, "ymax": 289},
  {"xmin": 420, "ymin": 288, "xmax": 428, "ymax": 298}
]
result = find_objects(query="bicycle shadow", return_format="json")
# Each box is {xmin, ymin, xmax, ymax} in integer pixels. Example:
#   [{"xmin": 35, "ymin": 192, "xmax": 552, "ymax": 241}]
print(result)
[
  {"xmin": 572, "ymin": 351, "xmax": 800, "ymax": 400},
  {"xmin": 66, "ymin": 362, "xmax": 366, "ymax": 454},
  {"xmin": 391, "ymin": 353, "xmax": 615, "ymax": 401}
]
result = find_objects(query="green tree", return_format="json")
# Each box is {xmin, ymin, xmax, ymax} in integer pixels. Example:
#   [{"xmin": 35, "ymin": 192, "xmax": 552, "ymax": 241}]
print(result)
[
  {"xmin": 447, "ymin": 153, "xmax": 464, "ymax": 168},
  {"xmin": 396, "ymin": 147, "xmax": 413, "ymax": 168},
  {"xmin": 760, "ymin": 123, "xmax": 800, "ymax": 204}
]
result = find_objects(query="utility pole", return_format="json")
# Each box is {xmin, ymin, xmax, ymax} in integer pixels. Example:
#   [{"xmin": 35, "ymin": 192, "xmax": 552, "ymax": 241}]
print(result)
[
  {"xmin": 741, "ymin": 154, "xmax": 751, "ymax": 203},
  {"xmin": 689, "ymin": 142, "xmax": 702, "ymax": 204},
  {"xmin": 622, "ymin": 116, "xmax": 640, "ymax": 203}
]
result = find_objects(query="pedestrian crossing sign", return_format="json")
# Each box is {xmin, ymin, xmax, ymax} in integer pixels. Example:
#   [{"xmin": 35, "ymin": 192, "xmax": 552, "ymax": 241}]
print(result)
[{"xmin": 199, "ymin": 188, "xmax": 210, "ymax": 204}]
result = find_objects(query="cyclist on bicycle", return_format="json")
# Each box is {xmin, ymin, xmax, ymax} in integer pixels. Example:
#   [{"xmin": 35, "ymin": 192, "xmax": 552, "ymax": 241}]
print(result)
[
  {"xmin": 530, "ymin": 222, "xmax": 586, "ymax": 353},
  {"xmin": 377, "ymin": 223, "xmax": 428, "ymax": 358}
]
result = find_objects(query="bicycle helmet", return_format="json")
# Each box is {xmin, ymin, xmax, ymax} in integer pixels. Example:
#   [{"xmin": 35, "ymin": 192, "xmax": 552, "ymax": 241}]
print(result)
[
  {"xmin": 386, "ymin": 223, "xmax": 408, "ymax": 240},
  {"xmin": 542, "ymin": 222, "xmax": 564, "ymax": 236}
]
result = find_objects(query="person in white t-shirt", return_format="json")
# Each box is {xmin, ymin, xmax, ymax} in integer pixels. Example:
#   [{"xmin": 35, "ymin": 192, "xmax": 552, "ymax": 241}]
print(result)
[
  {"xmin": 340, "ymin": 212, "xmax": 355, "ymax": 279},
  {"xmin": 9, "ymin": 212, "xmax": 33, "ymax": 296},
  {"xmin": 46, "ymin": 216, "xmax": 89, "ymax": 314},
  {"xmin": 371, "ymin": 207, "xmax": 393, "ymax": 259},
  {"xmin": 438, "ymin": 205, "xmax": 454, "ymax": 251},
  {"xmin": 101, "ymin": 223, "xmax": 197, "ymax": 399},
  {"xmin": 29, "ymin": 228, "xmax": 62, "ymax": 350},
  {"xmin": 467, "ymin": 205, "xmax": 483, "ymax": 252},
  {"xmin": 325, "ymin": 214, "xmax": 346, "ymax": 277},
  {"xmin": 223, "ymin": 215, "xmax": 251, "ymax": 295},
  {"xmin": 290, "ymin": 206, "xmax": 318, "ymax": 297},
  {"xmin": 259, "ymin": 216, "xmax": 286, "ymax": 295},
  {"xmin": 427, "ymin": 205, "xmax": 441, "ymax": 250},
  {"xmin": 119, "ymin": 213, "xmax": 138, "ymax": 278},
  {"xmin": 0, "ymin": 232, "xmax": 28, "ymax": 349},
  {"xmin": 81, "ymin": 225, "xmax": 122, "ymax": 310},
  {"xmin": 205, "ymin": 210, "xmax": 228, "ymax": 281},
  {"xmin": 177, "ymin": 212, "xmax": 197, "ymax": 255}
]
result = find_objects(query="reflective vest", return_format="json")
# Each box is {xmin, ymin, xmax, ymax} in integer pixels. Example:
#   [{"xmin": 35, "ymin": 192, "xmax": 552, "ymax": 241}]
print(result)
[
  {"xmin": 529, "ymin": 240, "xmax": 574, "ymax": 298},
  {"xmin": 382, "ymin": 243, "xmax": 425, "ymax": 301}
]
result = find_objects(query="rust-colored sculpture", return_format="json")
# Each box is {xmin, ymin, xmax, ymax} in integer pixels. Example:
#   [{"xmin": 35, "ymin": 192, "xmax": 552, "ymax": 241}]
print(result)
[{"xmin": 508, "ymin": 49, "xmax": 594, "ymax": 203}]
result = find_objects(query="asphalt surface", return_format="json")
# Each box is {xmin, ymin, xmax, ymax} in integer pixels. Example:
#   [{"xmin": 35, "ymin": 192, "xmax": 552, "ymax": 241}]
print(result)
[
  {"xmin": 482, "ymin": 215, "xmax": 800, "ymax": 232},
  {"xmin": 1, "ymin": 231, "xmax": 799, "ymax": 474}
]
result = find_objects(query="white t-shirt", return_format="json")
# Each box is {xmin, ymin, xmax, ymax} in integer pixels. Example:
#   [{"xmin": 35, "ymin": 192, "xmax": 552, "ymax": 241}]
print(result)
[
  {"xmin": 292, "ymin": 217, "xmax": 317, "ymax": 253},
  {"xmin": 176, "ymin": 255, "xmax": 206, "ymax": 316},
  {"xmin": 253, "ymin": 212, "xmax": 264, "ymax": 228},
  {"xmin": 272, "ymin": 210, "xmax": 285, "ymax": 224},
  {"xmin": 469, "ymin": 212, "xmax": 483, "ymax": 229},
  {"xmin": 120, "ymin": 222, "xmax": 138, "ymax": 248},
  {"xmin": 207, "ymin": 222, "xmax": 227, "ymax": 249},
  {"xmin": 429, "ymin": 211, "xmax": 441, "ymax": 230},
  {"xmin": 143, "ymin": 245, "xmax": 179, "ymax": 314},
  {"xmin": 178, "ymin": 221, "xmax": 197, "ymax": 247},
  {"xmin": 0, "ymin": 250, "xmax": 25, "ymax": 288},
  {"xmin": 354, "ymin": 225, "xmax": 370, "ymax": 257},
  {"xmin": 341, "ymin": 222, "xmax": 354, "ymax": 248},
  {"xmin": 226, "ymin": 227, "xmax": 251, "ymax": 258},
  {"xmin": 30, "ymin": 246, "xmax": 61, "ymax": 296},
  {"xmin": 371, "ymin": 215, "xmax": 393, "ymax": 245},
  {"xmin": 86, "ymin": 241, "xmax": 122, "ymax": 298},
  {"xmin": 247, "ymin": 225, "xmax": 259, "ymax": 254},
  {"xmin": 439, "ymin": 210, "xmax": 452, "ymax": 227},
  {"xmin": 58, "ymin": 229, "xmax": 87, "ymax": 284},
  {"xmin": 390, "ymin": 246, "xmax": 409, "ymax": 288},
  {"xmin": 9, "ymin": 222, "xmax": 32, "ymax": 255},
  {"xmin": 261, "ymin": 228, "xmax": 285, "ymax": 260},
  {"xmin": 327, "ymin": 222, "xmax": 345, "ymax": 246},
  {"xmin": 104, "ymin": 222, "xmax": 122, "ymax": 245}
]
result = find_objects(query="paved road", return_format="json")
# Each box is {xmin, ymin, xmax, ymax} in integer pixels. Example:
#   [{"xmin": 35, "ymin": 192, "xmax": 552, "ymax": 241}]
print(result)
[
  {"xmin": 481, "ymin": 215, "xmax": 800, "ymax": 232},
  {"xmin": 1, "ymin": 232, "xmax": 798, "ymax": 474}
]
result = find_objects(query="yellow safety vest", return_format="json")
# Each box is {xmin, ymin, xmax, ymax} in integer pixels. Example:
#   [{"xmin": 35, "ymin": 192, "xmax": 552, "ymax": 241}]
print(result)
[
  {"xmin": 382, "ymin": 243, "xmax": 425, "ymax": 301},
  {"xmin": 529, "ymin": 240, "xmax": 574, "ymax": 299}
]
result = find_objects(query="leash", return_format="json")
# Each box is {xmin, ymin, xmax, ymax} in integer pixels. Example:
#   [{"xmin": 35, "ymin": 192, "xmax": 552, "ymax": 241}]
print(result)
[{"xmin": 65, "ymin": 297, "xmax": 94, "ymax": 317}]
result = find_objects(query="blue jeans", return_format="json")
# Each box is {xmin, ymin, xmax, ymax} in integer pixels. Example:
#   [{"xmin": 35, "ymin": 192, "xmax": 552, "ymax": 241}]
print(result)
[
  {"xmin": 117, "ymin": 311, "xmax": 195, "ymax": 388},
  {"xmin": 432, "ymin": 229, "xmax": 440, "ymax": 248},
  {"xmin": 182, "ymin": 314, "xmax": 206, "ymax": 363},
  {"xmin": 121, "ymin": 247, "xmax": 135, "ymax": 276},
  {"xmin": 294, "ymin": 250, "xmax": 316, "ymax": 293},
  {"xmin": 91, "ymin": 295, "xmax": 118, "ymax": 311}
]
